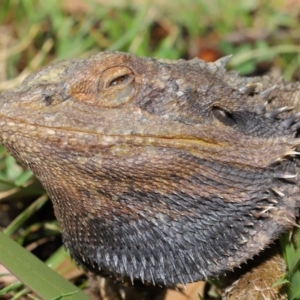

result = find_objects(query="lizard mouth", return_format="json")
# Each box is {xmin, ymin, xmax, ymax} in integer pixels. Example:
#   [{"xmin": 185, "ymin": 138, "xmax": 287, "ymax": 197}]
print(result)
[
  {"xmin": 0, "ymin": 113, "xmax": 222, "ymax": 146},
  {"xmin": 0, "ymin": 113, "xmax": 298, "ymax": 171}
]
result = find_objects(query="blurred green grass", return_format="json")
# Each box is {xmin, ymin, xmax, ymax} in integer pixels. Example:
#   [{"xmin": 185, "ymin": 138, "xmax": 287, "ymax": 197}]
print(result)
[
  {"xmin": 0, "ymin": 0, "xmax": 300, "ymax": 299},
  {"xmin": 1, "ymin": 0, "xmax": 300, "ymax": 85}
]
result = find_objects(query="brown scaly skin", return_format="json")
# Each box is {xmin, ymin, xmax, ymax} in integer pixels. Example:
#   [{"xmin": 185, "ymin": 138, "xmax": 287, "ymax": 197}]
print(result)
[
  {"xmin": 223, "ymin": 247, "xmax": 287, "ymax": 299},
  {"xmin": 0, "ymin": 52, "xmax": 300, "ymax": 298}
]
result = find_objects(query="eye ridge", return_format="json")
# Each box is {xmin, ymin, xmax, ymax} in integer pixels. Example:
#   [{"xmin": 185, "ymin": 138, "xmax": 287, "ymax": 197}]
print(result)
[{"xmin": 109, "ymin": 74, "xmax": 130, "ymax": 87}]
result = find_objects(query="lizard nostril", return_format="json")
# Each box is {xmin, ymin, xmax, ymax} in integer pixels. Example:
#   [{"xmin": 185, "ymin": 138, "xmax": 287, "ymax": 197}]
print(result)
[
  {"xmin": 42, "ymin": 91, "xmax": 65, "ymax": 106},
  {"xmin": 43, "ymin": 94, "xmax": 53, "ymax": 105}
]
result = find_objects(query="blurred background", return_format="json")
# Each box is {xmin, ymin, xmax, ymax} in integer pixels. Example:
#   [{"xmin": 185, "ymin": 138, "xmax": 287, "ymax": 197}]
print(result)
[{"xmin": 0, "ymin": 0, "xmax": 300, "ymax": 299}]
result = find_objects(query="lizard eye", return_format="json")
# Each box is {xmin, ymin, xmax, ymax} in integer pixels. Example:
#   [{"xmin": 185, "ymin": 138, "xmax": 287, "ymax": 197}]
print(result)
[
  {"xmin": 108, "ymin": 74, "xmax": 131, "ymax": 87},
  {"xmin": 98, "ymin": 66, "xmax": 136, "ymax": 107},
  {"xmin": 102, "ymin": 67, "xmax": 134, "ymax": 89}
]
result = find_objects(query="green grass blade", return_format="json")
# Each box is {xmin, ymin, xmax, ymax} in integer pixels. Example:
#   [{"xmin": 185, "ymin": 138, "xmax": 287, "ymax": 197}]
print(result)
[
  {"xmin": 0, "ymin": 232, "xmax": 91, "ymax": 300},
  {"xmin": 3, "ymin": 194, "xmax": 48, "ymax": 236},
  {"xmin": 107, "ymin": 3, "xmax": 152, "ymax": 51},
  {"xmin": 280, "ymin": 233, "xmax": 295, "ymax": 272},
  {"xmin": 0, "ymin": 282, "xmax": 23, "ymax": 295}
]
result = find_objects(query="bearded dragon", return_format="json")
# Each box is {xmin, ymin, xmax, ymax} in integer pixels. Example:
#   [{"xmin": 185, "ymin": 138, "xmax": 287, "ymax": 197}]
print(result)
[{"xmin": 0, "ymin": 52, "xmax": 300, "ymax": 299}]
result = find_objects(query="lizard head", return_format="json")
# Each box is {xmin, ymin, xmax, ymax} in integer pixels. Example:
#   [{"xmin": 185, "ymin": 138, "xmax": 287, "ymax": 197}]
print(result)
[
  {"xmin": 0, "ymin": 52, "xmax": 281, "ymax": 134},
  {"xmin": 0, "ymin": 52, "xmax": 299, "ymax": 285},
  {"xmin": 0, "ymin": 51, "xmax": 293, "ymax": 136}
]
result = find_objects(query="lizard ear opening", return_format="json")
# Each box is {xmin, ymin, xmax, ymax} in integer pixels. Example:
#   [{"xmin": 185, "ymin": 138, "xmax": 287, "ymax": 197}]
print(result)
[
  {"xmin": 212, "ymin": 106, "xmax": 236, "ymax": 126},
  {"xmin": 98, "ymin": 66, "xmax": 136, "ymax": 107}
]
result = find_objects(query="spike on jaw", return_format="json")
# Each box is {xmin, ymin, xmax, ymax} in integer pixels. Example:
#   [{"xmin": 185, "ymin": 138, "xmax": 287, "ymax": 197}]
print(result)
[
  {"xmin": 160, "ymin": 270, "xmax": 167, "ymax": 286},
  {"xmin": 140, "ymin": 268, "xmax": 145, "ymax": 284},
  {"xmin": 259, "ymin": 85, "xmax": 277, "ymax": 99},
  {"xmin": 254, "ymin": 206, "xmax": 275, "ymax": 217},
  {"xmin": 149, "ymin": 269, "xmax": 156, "ymax": 286},
  {"xmin": 256, "ymin": 101, "xmax": 268, "ymax": 114},
  {"xmin": 238, "ymin": 84, "xmax": 256, "ymax": 95},
  {"xmin": 280, "ymin": 112, "xmax": 300, "ymax": 129},
  {"xmin": 121, "ymin": 254, "xmax": 127, "ymax": 274},
  {"xmin": 265, "ymin": 106, "xmax": 293, "ymax": 120},
  {"xmin": 270, "ymin": 187, "xmax": 285, "ymax": 197},
  {"xmin": 291, "ymin": 121, "xmax": 300, "ymax": 131},
  {"xmin": 274, "ymin": 173, "xmax": 297, "ymax": 179},
  {"xmin": 230, "ymin": 71, "xmax": 240, "ymax": 78},
  {"xmin": 284, "ymin": 150, "xmax": 300, "ymax": 156},
  {"xmin": 291, "ymin": 138, "xmax": 300, "ymax": 148},
  {"xmin": 268, "ymin": 198, "xmax": 278, "ymax": 204},
  {"xmin": 130, "ymin": 273, "xmax": 134, "ymax": 285}
]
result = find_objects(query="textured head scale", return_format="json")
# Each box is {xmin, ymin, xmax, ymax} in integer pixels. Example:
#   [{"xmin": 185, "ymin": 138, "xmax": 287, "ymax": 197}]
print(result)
[{"xmin": 0, "ymin": 52, "xmax": 299, "ymax": 286}]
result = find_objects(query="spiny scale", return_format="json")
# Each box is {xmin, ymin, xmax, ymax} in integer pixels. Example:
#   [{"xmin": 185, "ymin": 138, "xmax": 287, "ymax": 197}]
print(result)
[
  {"xmin": 208, "ymin": 54, "xmax": 232, "ymax": 72},
  {"xmin": 265, "ymin": 106, "xmax": 293, "ymax": 119},
  {"xmin": 259, "ymin": 85, "xmax": 277, "ymax": 99},
  {"xmin": 280, "ymin": 112, "xmax": 300, "ymax": 129}
]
